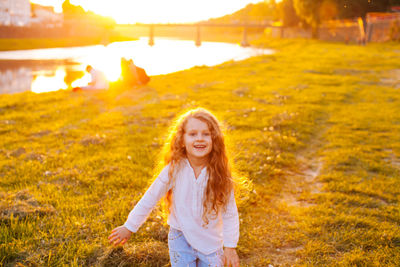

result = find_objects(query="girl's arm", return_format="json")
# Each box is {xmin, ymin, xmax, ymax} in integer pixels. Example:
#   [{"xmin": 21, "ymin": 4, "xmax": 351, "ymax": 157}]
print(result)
[
  {"xmin": 108, "ymin": 166, "xmax": 171, "ymax": 246},
  {"xmin": 222, "ymin": 191, "xmax": 240, "ymax": 266}
]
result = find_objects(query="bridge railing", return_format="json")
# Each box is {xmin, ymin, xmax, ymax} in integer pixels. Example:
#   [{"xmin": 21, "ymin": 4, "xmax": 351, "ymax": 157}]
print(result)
[{"xmin": 121, "ymin": 23, "xmax": 275, "ymax": 47}]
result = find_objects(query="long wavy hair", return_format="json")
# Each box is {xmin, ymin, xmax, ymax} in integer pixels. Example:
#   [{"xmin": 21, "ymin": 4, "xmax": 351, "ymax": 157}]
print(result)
[{"xmin": 157, "ymin": 108, "xmax": 234, "ymax": 225}]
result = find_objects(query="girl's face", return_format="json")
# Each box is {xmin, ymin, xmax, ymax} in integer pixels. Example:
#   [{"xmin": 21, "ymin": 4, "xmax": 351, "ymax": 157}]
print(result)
[{"xmin": 183, "ymin": 118, "xmax": 213, "ymax": 162}]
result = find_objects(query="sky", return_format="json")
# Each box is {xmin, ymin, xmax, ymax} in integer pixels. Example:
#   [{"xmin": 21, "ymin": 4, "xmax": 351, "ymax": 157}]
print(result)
[{"xmin": 30, "ymin": 0, "xmax": 266, "ymax": 24}]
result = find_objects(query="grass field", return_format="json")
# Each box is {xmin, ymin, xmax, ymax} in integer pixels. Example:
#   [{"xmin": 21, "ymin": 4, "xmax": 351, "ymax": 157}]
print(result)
[{"xmin": 1, "ymin": 38, "xmax": 400, "ymax": 266}]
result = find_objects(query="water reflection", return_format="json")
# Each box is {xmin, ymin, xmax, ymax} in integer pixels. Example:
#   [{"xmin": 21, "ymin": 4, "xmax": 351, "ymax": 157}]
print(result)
[
  {"xmin": 0, "ymin": 60, "xmax": 82, "ymax": 94},
  {"xmin": 31, "ymin": 68, "xmax": 69, "ymax": 93},
  {"xmin": 0, "ymin": 67, "xmax": 32, "ymax": 94},
  {"xmin": 0, "ymin": 38, "xmax": 274, "ymax": 94}
]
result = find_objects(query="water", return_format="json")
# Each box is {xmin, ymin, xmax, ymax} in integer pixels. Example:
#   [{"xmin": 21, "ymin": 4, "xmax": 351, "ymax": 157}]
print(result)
[{"xmin": 0, "ymin": 37, "xmax": 273, "ymax": 94}]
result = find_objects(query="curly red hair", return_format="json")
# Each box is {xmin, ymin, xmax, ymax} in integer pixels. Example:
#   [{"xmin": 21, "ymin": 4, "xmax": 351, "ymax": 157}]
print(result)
[{"xmin": 158, "ymin": 108, "xmax": 234, "ymax": 225}]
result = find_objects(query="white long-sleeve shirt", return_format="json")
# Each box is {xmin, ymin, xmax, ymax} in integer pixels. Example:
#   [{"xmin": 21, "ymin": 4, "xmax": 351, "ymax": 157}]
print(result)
[
  {"xmin": 124, "ymin": 159, "xmax": 239, "ymax": 255},
  {"xmin": 88, "ymin": 68, "xmax": 109, "ymax": 90}
]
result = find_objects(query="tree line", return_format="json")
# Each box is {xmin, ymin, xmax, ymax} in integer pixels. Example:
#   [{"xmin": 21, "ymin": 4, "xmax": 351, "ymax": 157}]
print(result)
[
  {"xmin": 208, "ymin": 0, "xmax": 400, "ymax": 36},
  {"xmin": 61, "ymin": 0, "xmax": 115, "ymax": 27},
  {"xmin": 60, "ymin": 0, "xmax": 116, "ymax": 38}
]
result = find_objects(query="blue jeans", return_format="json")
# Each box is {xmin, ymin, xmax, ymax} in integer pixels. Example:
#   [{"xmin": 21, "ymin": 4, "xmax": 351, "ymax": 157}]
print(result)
[{"xmin": 168, "ymin": 228, "xmax": 224, "ymax": 267}]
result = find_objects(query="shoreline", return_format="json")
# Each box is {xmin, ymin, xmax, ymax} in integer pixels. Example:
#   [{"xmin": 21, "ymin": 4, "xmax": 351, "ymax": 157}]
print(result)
[
  {"xmin": 0, "ymin": 38, "xmax": 274, "ymax": 95},
  {"xmin": 0, "ymin": 36, "xmax": 138, "ymax": 51}
]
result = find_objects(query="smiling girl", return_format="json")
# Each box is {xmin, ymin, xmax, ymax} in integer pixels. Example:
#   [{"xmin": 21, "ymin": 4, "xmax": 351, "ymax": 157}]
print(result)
[{"xmin": 108, "ymin": 108, "xmax": 240, "ymax": 267}]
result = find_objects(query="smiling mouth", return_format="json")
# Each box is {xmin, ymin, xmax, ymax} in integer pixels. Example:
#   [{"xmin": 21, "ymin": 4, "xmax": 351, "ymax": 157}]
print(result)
[{"xmin": 194, "ymin": 144, "xmax": 206, "ymax": 149}]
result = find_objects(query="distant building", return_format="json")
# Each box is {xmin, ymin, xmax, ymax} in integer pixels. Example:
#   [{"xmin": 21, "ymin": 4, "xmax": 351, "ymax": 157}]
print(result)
[
  {"xmin": 391, "ymin": 6, "xmax": 400, "ymax": 13},
  {"xmin": 0, "ymin": 0, "xmax": 11, "ymax": 25},
  {"xmin": 0, "ymin": 0, "xmax": 31, "ymax": 26},
  {"xmin": 31, "ymin": 3, "xmax": 63, "ymax": 27}
]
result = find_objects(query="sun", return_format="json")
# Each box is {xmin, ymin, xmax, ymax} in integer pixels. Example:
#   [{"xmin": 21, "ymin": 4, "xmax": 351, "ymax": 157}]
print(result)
[
  {"xmin": 31, "ymin": 0, "xmax": 267, "ymax": 24},
  {"xmin": 80, "ymin": 1, "xmax": 246, "ymax": 24}
]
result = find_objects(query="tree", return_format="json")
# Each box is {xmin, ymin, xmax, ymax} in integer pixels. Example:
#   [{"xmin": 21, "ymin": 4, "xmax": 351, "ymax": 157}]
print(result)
[
  {"xmin": 206, "ymin": 1, "xmax": 277, "ymax": 24},
  {"xmin": 277, "ymin": 0, "xmax": 302, "ymax": 27},
  {"xmin": 337, "ymin": 0, "xmax": 390, "ymax": 19},
  {"xmin": 319, "ymin": 0, "xmax": 338, "ymax": 21},
  {"xmin": 61, "ymin": 0, "xmax": 115, "ymax": 38},
  {"xmin": 62, "ymin": 0, "xmax": 85, "ymax": 18},
  {"xmin": 247, "ymin": 2, "xmax": 277, "ymax": 23},
  {"xmin": 293, "ymin": 0, "xmax": 400, "ymax": 38},
  {"xmin": 293, "ymin": 0, "xmax": 322, "ymax": 37}
]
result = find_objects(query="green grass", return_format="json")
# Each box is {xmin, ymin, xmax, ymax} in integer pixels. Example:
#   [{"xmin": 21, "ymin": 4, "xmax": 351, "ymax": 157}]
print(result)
[{"xmin": 1, "ymin": 38, "xmax": 400, "ymax": 266}]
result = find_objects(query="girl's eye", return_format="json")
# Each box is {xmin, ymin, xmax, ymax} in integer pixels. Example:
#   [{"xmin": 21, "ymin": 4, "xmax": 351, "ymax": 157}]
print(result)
[
  {"xmin": 204, "ymin": 133, "xmax": 210, "ymax": 136},
  {"xmin": 189, "ymin": 133, "xmax": 196, "ymax": 136}
]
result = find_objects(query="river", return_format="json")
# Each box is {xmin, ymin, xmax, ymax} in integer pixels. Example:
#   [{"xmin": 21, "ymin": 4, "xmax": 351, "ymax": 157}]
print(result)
[{"xmin": 0, "ymin": 37, "xmax": 273, "ymax": 94}]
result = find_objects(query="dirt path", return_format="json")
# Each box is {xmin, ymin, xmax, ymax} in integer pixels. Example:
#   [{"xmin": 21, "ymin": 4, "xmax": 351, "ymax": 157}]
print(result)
[
  {"xmin": 280, "ymin": 145, "xmax": 324, "ymax": 208},
  {"xmin": 240, "ymin": 121, "xmax": 329, "ymax": 266},
  {"xmin": 267, "ymin": 125, "xmax": 328, "ymax": 266}
]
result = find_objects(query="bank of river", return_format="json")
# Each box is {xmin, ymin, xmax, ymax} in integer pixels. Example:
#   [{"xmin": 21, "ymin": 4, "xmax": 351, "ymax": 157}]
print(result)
[{"xmin": 0, "ymin": 36, "xmax": 136, "ymax": 51}]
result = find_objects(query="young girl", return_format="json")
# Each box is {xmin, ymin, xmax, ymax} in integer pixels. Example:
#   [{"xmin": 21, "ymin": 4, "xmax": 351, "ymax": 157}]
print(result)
[{"xmin": 108, "ymin": 108, "xmax": 240, "ymax": 267}]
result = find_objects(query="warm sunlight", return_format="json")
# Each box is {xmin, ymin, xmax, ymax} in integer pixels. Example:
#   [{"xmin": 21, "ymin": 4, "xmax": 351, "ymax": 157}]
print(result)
[
  {"xmin": 71, "ymin": 59, "xmax": 121, "ymax": 88},
  {"xmin": 3, "ymin": 1, "xmax": 399, "ymax": 266},
  {"xmin": 31, "ymin": 68, "xmax": 68, "ymax": 93},
  {"xmin": 32, "ymin": 64, "xmax": 118, "ymax": 93},
  {"xmin": 30, "ymin": 0, "xmax": 266, "ymax": 23}
]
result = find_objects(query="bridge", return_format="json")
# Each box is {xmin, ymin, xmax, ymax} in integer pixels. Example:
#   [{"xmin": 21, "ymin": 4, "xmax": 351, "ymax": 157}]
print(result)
[{"xmin": 119, "ymin": 23, "xmax": 274, "ymax": 47}]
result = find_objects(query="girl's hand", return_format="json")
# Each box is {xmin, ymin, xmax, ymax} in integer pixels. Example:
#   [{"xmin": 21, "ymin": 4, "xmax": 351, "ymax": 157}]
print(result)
[
  {"xmin": 223, "ymin": 247, "xmax": 239, "ymax": 267},
  {"xmin": 108, "ymin": 226, "xmax": 132, "ymax": 246}
]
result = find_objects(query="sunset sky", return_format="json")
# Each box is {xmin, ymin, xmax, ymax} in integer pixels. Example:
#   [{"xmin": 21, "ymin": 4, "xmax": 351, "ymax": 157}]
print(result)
[{"xmin": 30, "ymin": 0, "xmax": 267, "ymax": 24}]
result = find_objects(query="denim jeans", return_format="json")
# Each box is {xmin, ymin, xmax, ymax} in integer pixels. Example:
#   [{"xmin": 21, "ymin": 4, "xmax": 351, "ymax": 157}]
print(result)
[{"xmin": 168, "ymin": 228, "xmax": 224, "ymax": 267}]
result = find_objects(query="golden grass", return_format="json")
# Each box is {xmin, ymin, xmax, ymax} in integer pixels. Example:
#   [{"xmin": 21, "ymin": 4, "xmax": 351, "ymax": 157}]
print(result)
[{"xmin": 0, "ymin": 38, "xmax": 399, "ymax": 266}]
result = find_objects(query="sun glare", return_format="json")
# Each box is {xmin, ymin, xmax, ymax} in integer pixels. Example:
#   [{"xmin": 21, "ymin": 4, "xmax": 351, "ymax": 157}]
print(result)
[
  {"xmin": 31, "ymin": 68, "xmax": 68, "ymax": 93},
  {"xmin": 31, "ymin": 0, "xmax": 265, "ymax": 23}
]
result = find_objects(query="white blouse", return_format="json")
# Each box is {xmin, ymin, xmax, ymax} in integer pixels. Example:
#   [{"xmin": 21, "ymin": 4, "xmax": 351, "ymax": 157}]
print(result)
[{"xmin": 123, "ymin": 159, "xmax": 239, "ymax": 255}]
